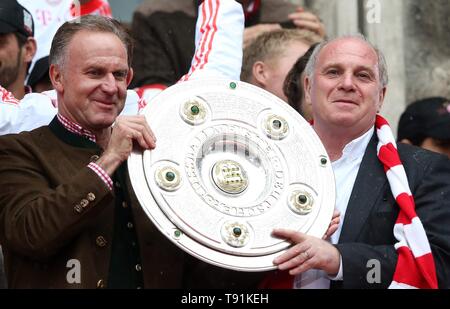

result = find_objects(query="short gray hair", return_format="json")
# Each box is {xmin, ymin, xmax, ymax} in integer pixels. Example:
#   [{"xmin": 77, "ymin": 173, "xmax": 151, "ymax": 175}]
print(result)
[
  {"xmin": 304, "ymin": 34, "xmax": 389, "ymax": 87},
  {"xmin": 49, "ymin": 15, "xmax": 133, "ymax": 68}
]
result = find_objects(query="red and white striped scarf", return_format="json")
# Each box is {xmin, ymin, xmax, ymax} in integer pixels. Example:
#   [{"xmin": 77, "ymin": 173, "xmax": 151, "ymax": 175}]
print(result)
[
  {"xmin": 261, "ymin": 115, "xmax": 438, "ymax": 289},
  {"xmin": 375, "ymin": 115, "xmax": 437, "ymax": 289}
]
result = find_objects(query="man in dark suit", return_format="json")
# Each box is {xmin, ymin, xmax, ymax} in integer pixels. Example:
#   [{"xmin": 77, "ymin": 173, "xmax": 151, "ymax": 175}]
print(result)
[{"xmin": 270, "ymin": 35, "xmax": 450, "ymax": 288}]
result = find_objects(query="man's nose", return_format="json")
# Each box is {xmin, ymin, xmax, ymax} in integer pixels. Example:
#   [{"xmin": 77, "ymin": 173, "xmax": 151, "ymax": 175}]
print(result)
[
  {"xmin": 101, "ymin": 73, "xmax": 117, "ymax": 94},
  {"xmin": 338, "ymin": 72, "xmax": 356, "ymax": 91}
]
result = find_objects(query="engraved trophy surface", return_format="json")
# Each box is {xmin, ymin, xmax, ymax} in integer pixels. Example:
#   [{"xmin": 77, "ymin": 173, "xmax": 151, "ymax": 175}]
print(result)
[{"xmin": 128, "ymin": 79, "xmax": 335, "ymax": 272}]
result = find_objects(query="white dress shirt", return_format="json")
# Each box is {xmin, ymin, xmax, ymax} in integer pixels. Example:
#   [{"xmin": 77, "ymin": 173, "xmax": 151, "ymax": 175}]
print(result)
[{"xmin": 295, "ymin": 128, "xmax": 374, "ymax": 289}]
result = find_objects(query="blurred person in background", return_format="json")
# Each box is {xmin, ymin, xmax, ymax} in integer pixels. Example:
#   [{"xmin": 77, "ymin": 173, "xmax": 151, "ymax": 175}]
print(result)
[
  {"xmin": 241, "ymin": 29, "xmax": 321, "ymax": 106},
  {"xmin": 397, "ymin": 97, "xmax": 450, "ymax": 159},
  {"xmin": 130, "ymin": 0, "xmax": 326, "ymax": 101},
  {"xmin": 282, "ymin": 43, "xmax": 318, "ymax": 121},
  {"xmin": 0, "ymin": 0, "xmax": 36, "ymax": 100}
]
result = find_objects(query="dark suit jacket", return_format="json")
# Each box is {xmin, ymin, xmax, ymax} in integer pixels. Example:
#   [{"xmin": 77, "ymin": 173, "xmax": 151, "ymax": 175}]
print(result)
[
  {"xmin": 0, "ymin": 118, "xmax": 266, "ymax": 288},
  {"xmin": 333, "ymin": 135, "xmax": 450, "ymax": 289}
]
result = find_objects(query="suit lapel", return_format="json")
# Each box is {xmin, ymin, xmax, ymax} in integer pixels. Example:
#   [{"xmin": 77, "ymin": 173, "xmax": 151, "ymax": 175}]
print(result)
[{"xmin": 338, "ymin": 134, "xmax": 387, "ymax": 242}]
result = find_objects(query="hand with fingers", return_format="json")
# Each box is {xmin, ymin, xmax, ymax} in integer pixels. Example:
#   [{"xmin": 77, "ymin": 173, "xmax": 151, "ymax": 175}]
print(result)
[
  {"xmin": 288, "ymin": 7, "xmax": 326, "ymax": 38},
  {"xmin": 323, "ymin": 209, "xmax": 340, "ymax": 240},
  {"xmin": 272, "ymin": 228, "xmax": 341, "ymax": 277},
  {"xmin": 96, "ymin": 115, "xmax": 157, "ymax": 176}
]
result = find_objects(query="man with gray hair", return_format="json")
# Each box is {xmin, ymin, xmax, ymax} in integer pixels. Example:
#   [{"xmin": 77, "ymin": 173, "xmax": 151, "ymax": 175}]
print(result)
[{"xmin": 264, "ymin": 35, "xmax": 450, "ymax": 289}]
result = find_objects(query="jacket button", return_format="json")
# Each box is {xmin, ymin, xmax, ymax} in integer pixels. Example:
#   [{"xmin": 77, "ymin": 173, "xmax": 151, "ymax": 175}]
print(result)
[
  {"xmin": 90, "ymin": 155, "xmax": 100, "ymax": 162},
  {"xmin": 96, "ymin": 279, "xmax": 105, "ymax": 289},
  {"xmin": 127, "ymin": 222, "xmax": 134, "ymax": 229},
  {"xmin": 87, "ymin": 192, "xmax": 96, "ymax": 201},
  {"xmin": 96, "ymin": 236, "xmax": 107, "ymax": 247},
  {"xmin": 135, "ymin": 264, "xmax": 142, "ymax": 272},
  {"xmin": 121, "ymin": 201, "xmax": 128, "ymax": 208},
  {"xmin": 80, "ymin": 199, "xmax": 89, "ymax": 208},
  {"xmin": 74, "ymin": 204, "xmax": 83, "ymax": 213}
]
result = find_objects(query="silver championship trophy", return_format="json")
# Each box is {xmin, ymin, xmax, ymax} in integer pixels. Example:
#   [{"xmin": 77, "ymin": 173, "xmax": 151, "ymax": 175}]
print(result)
[{"xmin": 128, "ymin": 79, "xmax": 335, "ymax": 272}]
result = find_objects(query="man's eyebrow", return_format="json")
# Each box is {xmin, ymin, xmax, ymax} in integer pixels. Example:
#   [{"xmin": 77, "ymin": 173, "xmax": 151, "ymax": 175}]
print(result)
[
  {"xmin": 355, "ymin": 64, "xmax": 377, "ymax": 71},
  {"xmin": 321, "ymin": 62, "xmax": 376, "ymax": 72},
  {"xmin": 82, "ymin": 65, "xmax": 105, "ymax": 73},
  {"xmin": 82, "ymin": 63, "xmax": 128, "ymax": 71},
  {"xmin": 320, "ymin": 62, "xmax": 344, "ymax": 70}
]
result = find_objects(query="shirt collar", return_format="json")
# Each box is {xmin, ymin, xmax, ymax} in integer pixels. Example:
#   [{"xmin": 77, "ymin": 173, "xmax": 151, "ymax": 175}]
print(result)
[
  {"xmin": 57, "ymin": 114, "xmax": 97, "ymax": 143},
  {"xmin": 338, "ymin": 127, "xmax": 374, "ymax": 163}
]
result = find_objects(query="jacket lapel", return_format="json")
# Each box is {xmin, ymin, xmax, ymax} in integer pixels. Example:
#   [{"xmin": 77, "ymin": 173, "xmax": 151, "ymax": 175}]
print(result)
[{"xmin": 338, "ymin": 134, "xmax": 387, "ymax": 242}]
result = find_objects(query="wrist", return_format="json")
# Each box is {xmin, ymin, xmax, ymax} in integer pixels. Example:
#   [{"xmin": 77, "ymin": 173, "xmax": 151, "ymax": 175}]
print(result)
[
  {"xmin": 325, "ymin": 246, "xmax": 341, "ymax": 276},
  {"xmin": 95, "ymin": 151, "xmax": 123, "ymax": 176}
]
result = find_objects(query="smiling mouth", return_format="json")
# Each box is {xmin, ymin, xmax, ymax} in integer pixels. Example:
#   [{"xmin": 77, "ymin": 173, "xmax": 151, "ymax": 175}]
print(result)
[
  {"xmin": 94, "ymin": 100, "xmax": 115, "ymax": 106},
  {"xmin": 333, "ymin": 99, "xmax": 358, "ymax": 105}
]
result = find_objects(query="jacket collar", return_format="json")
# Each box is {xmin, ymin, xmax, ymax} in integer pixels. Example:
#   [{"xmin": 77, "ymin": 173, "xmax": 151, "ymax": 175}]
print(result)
[
  {"xmin": 337, "ymin": 133, "xmax": 388, "ymax": 242},
  {"xmin": 49, "ymin": 116, "xmax": 101, "ymax": 151}
]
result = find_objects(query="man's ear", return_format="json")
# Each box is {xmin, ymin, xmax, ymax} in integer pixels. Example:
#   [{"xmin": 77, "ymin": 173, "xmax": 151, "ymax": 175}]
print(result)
[
  {"xmin": 23, "ymin": 37, "xmax": 37, "ymax": 63},
  {"xmin": 251, "ymin": 61, "xmax": 269, "ymax": 88},
  {"xmin": 49, "ymin": 64, "xmax": 63, "ymax": 93},
  {"xmin": 304, "ymin": 75, "xmax": 312, "ymax": 104},
  {"xmin": 126, "ymin": 67, "xmax": 134, "ymax": 86},
  {"xmin": 377, "ymin": 86, "xmax": 387, "ymax": 112}
]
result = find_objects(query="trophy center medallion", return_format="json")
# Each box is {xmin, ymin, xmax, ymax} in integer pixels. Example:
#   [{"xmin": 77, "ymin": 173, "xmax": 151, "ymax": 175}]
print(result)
[{"xmin": 212, "ymin": 160, "xmax": 249, "ymax": 195}]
